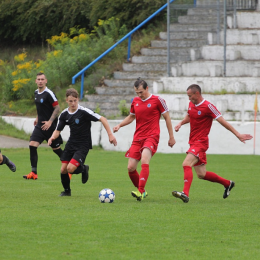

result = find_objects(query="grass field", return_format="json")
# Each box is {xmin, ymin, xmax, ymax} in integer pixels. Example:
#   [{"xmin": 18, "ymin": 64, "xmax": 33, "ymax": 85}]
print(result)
[{"xmin": 0, "ymin": 147, "xmax": 259, "ymax": 259}]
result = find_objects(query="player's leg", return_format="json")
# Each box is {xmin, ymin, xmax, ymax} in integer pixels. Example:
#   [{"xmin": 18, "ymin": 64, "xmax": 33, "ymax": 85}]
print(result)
[
  {"xmin": 0, "ymin": 149, "xmax": 16, "ymax": 172},
  {"xmin": 60, "ymin": 162, "xmax": 71, "ymax": 196},
  {"xmin": 172, "ymin": 153, "xmax": 198, "ymax": 203},
  {"xmin": 23, "ymin": 140, "xmax": 40, "ymax": 179},
  {"xmin": 195, "ymin": 165, "xmax": 234, "ymax": 199},
  {"xmin": 50, "ymin": 134, "xmax": 63, "ymax": 158},
  {"xmin": 127, "ymin": 158, "xmax": 139, "ymax": 188}
]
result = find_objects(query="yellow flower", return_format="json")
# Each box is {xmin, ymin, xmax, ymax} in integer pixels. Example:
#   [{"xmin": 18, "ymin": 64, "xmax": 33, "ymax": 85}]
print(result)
[
  {"xmin": 98, "ymin": 19, "xmax": 104, "ymax": 26},
  {"xmin": 78, "ymin": 34, "xmax": 88, "ymax": 41},
  {"xmin": 11, "ymin": 70, "xmax": 19, "ymax": 76},
  {"xmin": 14, "ymin": 53, "xmax": 27, "ymax": 62},
  {"xmin": 17, "ymin": 61, "xmax": 33, "ymax": 71},
  {"xmin": 12, "ymin": 78, "xmax": 31, "ymax": 91},
  {"xmin": 0, "ymin": 59, "xmax": 4, "ymax": 66},
  {"xmin": 53, "ymin": 50, "xmax": 62, "ymax": 57}
]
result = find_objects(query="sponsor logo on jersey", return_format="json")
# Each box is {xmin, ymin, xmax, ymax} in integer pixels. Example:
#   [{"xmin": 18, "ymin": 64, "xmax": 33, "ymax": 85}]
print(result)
[
  {"xmin": 40, "ymin": 99, "xmax": 44, "ymax": 103},
  {"xmin": 189, "ymin": 107, "xmax": 191, "ymax": 110},
  {"xmin": 151, "ymin": 146, "xmax": 153, "ymax": 149},
  {"xmin": 198, "ymin": 111, "xmax": 201, "ymax": 115},
  {"xmin": 136, "ymin": 103, "xmax": 139, "ymax": 106},
  {"xmin": 147, "ymin": 103, "xmax": 151, "ymax": 108},
  {"xmin": 192, "ymin": 149, "xmax": 195, "ymax": 152},
  {"xmin": 75, "ymin": 118, "xmax": 79, "ymax": 124}
]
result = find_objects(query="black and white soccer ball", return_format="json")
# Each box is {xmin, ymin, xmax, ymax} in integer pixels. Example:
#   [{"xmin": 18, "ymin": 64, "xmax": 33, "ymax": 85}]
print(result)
[{"xmin": 99, "ymin": 188, "xmax": 115, "ymax": 203}]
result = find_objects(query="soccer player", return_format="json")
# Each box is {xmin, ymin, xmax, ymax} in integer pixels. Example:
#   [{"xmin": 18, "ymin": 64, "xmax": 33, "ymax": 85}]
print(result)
[
  {"xmin": 113, "ymin": 78, "xmax": 176, "ymax": 201},
  {"xmin": 0, "ymin": 149, "xmax": 16, "ymax": 172},
  {"xmin": 23, "ymin": 72, "xmax": 64, "ymax": 180},
  {"xmin": 48, "ymin": 88, "xmax": 117, "ymax": 196},
  {"xmin": 172, "ymin": 84, "xmax": 253, "ymax": 203}
]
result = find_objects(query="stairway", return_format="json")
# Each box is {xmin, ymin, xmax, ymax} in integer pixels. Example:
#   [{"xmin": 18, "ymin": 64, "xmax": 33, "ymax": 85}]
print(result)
[{"xmin": 80, "ymin": 3, "xmax": 224, "ymax": 118}]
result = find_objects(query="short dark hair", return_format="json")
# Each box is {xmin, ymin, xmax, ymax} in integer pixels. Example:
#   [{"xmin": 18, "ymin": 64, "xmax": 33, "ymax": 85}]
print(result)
[
  {"xmin": 36, "ymin": 72, "xmax": 46, "ymax": 77},
  {"xmin": 134, "ymin": 77, "xmax": 148, "ymax": 89},
  {"xmin": 66, "ymin": 88, "xmax": 79, "ymax": 98},
  {"xmin": 187, "ymin": 84, "xmax": 201, "ymax": 94}
]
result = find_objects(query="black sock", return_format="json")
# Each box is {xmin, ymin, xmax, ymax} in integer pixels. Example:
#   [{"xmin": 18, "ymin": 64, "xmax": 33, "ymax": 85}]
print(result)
[
  {"xmin": 0, "ymin": 155, "xmax": 8, "ymax": 165},
  {"xmin": 61, "ymin": 173, "xmax": 70, "ymax": 191},
  {"xmin": 53, "ymin": 148, "xmax": 63, "ymax": 158},
  {"xmin": 73, "ymin": 165, "xmax": 83, "ymax": 175},
  {"xmin": 29, "ymin": 145, "xmax": 38, "ymax": 174}
]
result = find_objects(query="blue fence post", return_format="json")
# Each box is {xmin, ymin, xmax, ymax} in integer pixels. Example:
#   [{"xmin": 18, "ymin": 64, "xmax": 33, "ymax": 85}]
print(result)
[
  {"xmin": 127, "ymin": 35, "xmax": 132, "ymax": 62},
  {"xmin": 194, "ymin": 0, "xmax": 197, "ymax": 7},
  {"xmin": 80, "ymin": 73, "xmax": 85, "ymax": 100}
]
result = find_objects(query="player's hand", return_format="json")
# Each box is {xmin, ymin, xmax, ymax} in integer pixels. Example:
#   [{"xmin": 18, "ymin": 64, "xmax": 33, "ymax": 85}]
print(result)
[
  {"xmin": 47, "ymin": 137, "xmax": 53, "ymax": 146},
  {"xmin": 109, "ymin": 134, "xmax": 117, "ymax": 146},
  {"xmin": 41, "ymin": 120, "xmax": 52, "ymax": 131},
  {"xmin": 113, "ymin": 125, "xmax": 120, "ymax": 133},
  {"xmin": 34, "ymin": 119, "xmax": 38, "ymax": 126},
  {"xmin": 238, "ymin": 133, "xmax": 253, "ymax": 143},
  {"xmin": 174, "ymin": 123, "xmax": 182, "ymax": 132},
  {"xmin": 168, "ymin": 137, "xmax": 176, "ymax": 148}
]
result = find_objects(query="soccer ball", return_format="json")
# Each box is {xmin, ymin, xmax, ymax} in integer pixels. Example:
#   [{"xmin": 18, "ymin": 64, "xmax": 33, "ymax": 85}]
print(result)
[{"xmin": 99, "ymin": 188, "xmax": 115, "ymax": 203}]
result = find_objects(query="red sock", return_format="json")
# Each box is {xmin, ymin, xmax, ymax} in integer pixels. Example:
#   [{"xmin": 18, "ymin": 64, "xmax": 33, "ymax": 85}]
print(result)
[
  {"xmin": 128, "ymin": 170, "xmax": 139, "ymax": 188},
  {"xmin": 183, "ymin": 166, "xmax": 193, "ymax": 196},
  {"xmin": 204, "ymin": 171, "xmax": 230, "ymax": 187},
  {"xmin": 138, "ymin": 164, "xmax": 149, "ymax": 194}
]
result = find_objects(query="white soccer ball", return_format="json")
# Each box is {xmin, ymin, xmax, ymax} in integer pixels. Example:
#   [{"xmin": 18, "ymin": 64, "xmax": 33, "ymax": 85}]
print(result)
[{"xmin": 99, "ymin": 188, "xmax": 115, "ymax": 203}]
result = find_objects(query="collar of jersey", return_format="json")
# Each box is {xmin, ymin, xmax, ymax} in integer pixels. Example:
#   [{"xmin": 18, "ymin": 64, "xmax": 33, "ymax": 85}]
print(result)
[
  {"xmin": 140, "ymin": 94, "xmax": 152, "ymax": 102},
  {"xmin": 195, "ymin": 99, "xmax": 205, "ymax": 107}
]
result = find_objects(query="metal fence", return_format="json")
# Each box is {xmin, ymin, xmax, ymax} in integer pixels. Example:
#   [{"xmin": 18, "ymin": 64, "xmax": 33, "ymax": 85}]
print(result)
[
  {"xmin": 227, "ymin": 0, "xmax": 258, "ymax": 10},
  {"xmin": 167, "ymin": 0, "xmax": 258, "ymax": 77}
]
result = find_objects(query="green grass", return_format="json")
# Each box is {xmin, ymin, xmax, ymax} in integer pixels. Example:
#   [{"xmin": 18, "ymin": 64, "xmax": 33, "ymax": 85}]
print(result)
[
  {"xmin": 0, "ymin": 117, "xmax": 31, "ymax": 141},
  {"xmin": 0, "ymin": 148, "xmax": 259, "ymax": 259}
]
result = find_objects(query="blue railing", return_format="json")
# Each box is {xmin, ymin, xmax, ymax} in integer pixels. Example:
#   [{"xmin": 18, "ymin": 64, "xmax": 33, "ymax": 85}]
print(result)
[{"xmin": 72, "ymin": 0, "xmax": 197, "ymax": 99}]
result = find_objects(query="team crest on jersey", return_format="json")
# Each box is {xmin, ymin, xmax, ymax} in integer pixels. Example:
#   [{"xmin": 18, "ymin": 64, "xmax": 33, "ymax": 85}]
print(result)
[
  {"xmin": 198, "ymin": 111, "xmax": 201, "ymax": 115},
  {"xmin": 136, "ymin": 103, "xmax": 139, "ymax": 106},
  {"xmin": 75, "ymin": 118, "xmax": 79, "ymax": 124},
  {"xmin": 40, "ymin": 99, "xmax": 44, "ymax": 103},
  {"xmin": 147, "ymin": 104, "xmax": 151, "ymax": 108}
]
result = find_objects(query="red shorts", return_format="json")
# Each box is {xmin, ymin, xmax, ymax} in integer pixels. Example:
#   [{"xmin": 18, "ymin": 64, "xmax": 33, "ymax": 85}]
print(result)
[
  {"xmin": 125, "ymin": 137, "xmax": 158, "ymax": 161},
  {"xmin": 187, "ymin": 141, "xmax": 208, "ymax": 166}
]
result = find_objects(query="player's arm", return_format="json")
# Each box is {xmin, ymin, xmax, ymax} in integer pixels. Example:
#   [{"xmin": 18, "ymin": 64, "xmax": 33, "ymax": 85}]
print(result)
[
  {"xmin": 48, "ymin": 130, "xmax": 61, "ymax": 146},
  {"xmin": 216, "ymin": 116, "xmax": 253, "ymax": 143},
  {"xmin": 113, "ymin": 114, "xmax": 135, "ymax": 133},
  {"xmin": 100, "ymin": 116, "xmax": 117, "ymax": 146},
  {"xmin": 34, "ymin": 116, "xmax": 38, "ymax": 126},
  {"xmin": 42, "ymin": 104, "xmax": 60, "ymax": 131},
  {"xmin": 174, "ymin": 114, "xmax": 190, "ymax": 132},
  {"xmin": 162, "ymin": 111, "xmax": 176, "ymax": 148}
]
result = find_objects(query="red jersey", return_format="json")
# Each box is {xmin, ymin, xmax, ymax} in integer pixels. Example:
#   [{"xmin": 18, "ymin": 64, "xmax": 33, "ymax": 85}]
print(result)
[
  {"xmin": 188, "ymin": 99, "xmax": 222, "ymax": 144},
  {"xmin": 130, "ymin": 94, "xmax": 168, "ymax": 141}
]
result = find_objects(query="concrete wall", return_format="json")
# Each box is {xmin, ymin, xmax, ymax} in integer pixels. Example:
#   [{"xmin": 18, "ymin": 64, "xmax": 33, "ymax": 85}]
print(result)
[{"xmin": 1, "ymin": 116, "xmax": 259, "ymax": 155}]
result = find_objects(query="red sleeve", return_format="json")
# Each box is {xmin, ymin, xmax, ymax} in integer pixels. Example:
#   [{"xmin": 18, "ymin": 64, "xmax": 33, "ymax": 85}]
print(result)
[{"xmin": 52, "ymin": 101, "xmax": 59, "ymax": 107}]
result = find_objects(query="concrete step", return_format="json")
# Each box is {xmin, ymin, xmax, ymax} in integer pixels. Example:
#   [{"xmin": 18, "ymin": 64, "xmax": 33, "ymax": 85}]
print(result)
[
  {"xmin": 151, "ymin": 39, "xmax": 207, "ymax": 48},
  {"xmin": 208, "ymin": 29, "xmax": 260, "ymax": 45},
  {"xmin": 178, "ymin": 15, "xmax": 222, "ymax": 24},
  {"xmin": 85, "ymin": 94, "xmax": 133, "ymax": 103},
  {"xmin": 131, "ymin": 55, "xmax": 190, "ymax": 63},
  {"xmin": 173, "ymin": 60, "xmax": 260, "ymax": 77},
  {"xmin": 104, "ymin": 78, "xmax": 155, "ymax": 87},
  {"xmin": 123, "ymin": 62, "xmax": 170, "ymax": 72},
  {"xmin": 201, "ymin": 45, "xmax": 260, "ymax": 60},
  {"xmin": 140, "ymin": 47, "xmax": 192, "ymax": 56},
  {"xmin": 152, "ymin": 77, "xmax": 260, "ymax": 94},
  {"xmin": 113, "ymin": 71, "xmax": 167, "ymax": 79},
  {"xmin": 187, "ymin": 7, "xmax": 224, "ymax": 16},
  {"xmin": 170, "ymin": 23, "xmax": 220, "ymax": 31},
  {"xmin": 160, "ymin": 31, "xmax": 209, "ymax": 40},
  {"xmin": 95, "ymin": 86, "xmax": 135, "ymax": 95},
  {"xmin": 159, "ymin": 93, "xmax": 259, "ymax": 114}
]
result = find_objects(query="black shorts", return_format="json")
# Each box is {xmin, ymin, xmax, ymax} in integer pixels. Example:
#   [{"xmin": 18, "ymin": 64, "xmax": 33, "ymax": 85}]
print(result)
[
  {"xmin": 61, "ymin": 142, "xmax": 89, "ymax": 166},
  {"xmin": 30, "ymin": 125, "xmax": 63, "ymax": 148}
]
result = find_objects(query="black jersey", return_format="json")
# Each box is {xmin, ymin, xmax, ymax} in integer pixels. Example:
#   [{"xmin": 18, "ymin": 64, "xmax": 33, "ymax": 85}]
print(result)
[
  {"xmin": 56, "ymin": 105, "xmax": 101, "ymax": 149},
  {"xmin": 34, "ymin": 87, "xmax": 59, "ymax": 126}
]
